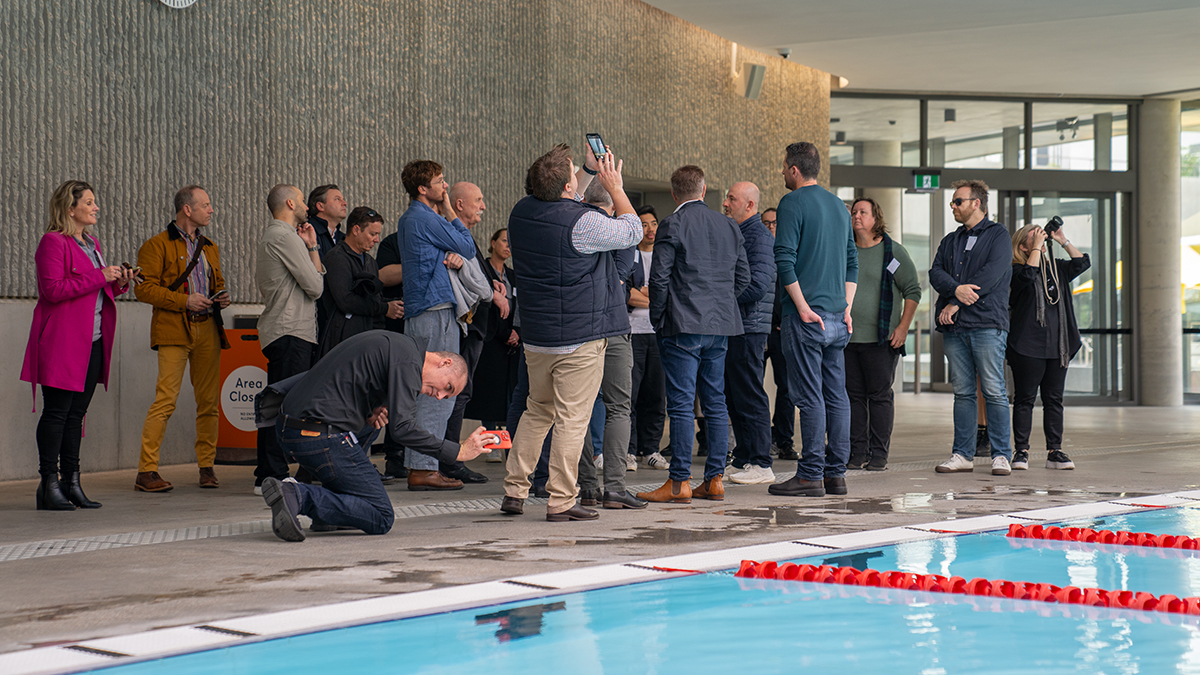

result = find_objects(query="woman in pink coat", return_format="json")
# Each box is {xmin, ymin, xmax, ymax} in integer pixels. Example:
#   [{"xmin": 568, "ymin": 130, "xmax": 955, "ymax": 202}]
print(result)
[{"xmin": 21, "ymin": 181, "xmax": 135, "ymax": 510}]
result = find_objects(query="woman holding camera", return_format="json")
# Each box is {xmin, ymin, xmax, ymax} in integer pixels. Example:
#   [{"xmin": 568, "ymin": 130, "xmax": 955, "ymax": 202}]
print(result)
[
  {"xmin": 21, "ymin": 181, "xmax": 134, "ymax": 510},
  {"xmin": 1008, "ymin": 221, "xmax": 1089, "ymax": 471}
]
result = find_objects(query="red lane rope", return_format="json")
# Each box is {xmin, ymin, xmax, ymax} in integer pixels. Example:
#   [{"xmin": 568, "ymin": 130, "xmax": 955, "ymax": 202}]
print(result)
[
  {"xmin": 733, "ymin": 560, "xmax": 1200, "ymax": 614},
  {"xmin": 1006, "ymin": 524, "xmax": 1200, "ymax": 550}
]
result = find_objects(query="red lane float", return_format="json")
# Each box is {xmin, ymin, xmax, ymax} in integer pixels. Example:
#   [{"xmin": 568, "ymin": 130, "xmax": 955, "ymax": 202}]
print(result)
[
  {"xmin": 1006, "ymin": 524, "xmax": 1200, "ymax": 550},
  {"xmin": 734, "ymin": 560, "xmax": 1200, "ymax": 614}
]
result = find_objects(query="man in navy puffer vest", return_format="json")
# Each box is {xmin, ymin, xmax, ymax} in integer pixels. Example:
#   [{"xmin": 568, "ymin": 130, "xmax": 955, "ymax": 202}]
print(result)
[{"xmin": 500, "ymin": 143, "xmax": 642, "ymax": 522}]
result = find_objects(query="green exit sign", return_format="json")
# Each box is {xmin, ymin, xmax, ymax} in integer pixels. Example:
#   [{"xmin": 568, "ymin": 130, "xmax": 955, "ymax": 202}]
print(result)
[{"xmin": 913, "ymin": 171, "xmax": 940, "ymax": 192}]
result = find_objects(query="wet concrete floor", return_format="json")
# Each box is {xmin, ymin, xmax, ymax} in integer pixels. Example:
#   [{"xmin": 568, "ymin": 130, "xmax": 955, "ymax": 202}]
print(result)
[{"xmin": 0, "ymin": 395, "xmax": 1196, "ymax": 654}]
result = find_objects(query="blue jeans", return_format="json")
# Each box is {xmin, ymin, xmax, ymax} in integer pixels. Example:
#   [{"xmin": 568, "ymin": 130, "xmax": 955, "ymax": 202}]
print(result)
[
  {"xmin": 403, "ymin": 307, "xmax": 458, "ymax": 471},
  {"xmin": 943, "ymin": 328, "xmax": 1012, "ymax": 460},
  {"xmin": 658, "ymin": 333, "xmax": 729, "ymax": 482},
  {"xmin": 781, "ymin": 312, "xmax": 851, "ymax": 481},
  {"xmin": 277, "ymin": 418, "xmax": 392, "ymax": 535}
]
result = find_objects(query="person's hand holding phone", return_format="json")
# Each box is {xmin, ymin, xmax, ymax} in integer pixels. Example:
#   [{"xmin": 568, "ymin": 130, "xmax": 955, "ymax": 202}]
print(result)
[
  {"xmin": 210, "ymin": 289, "xmax": 231, "ymax": 309},
  {"xmin": 187, "ymin": 293, "xmax": 213, "ymax": 312}
]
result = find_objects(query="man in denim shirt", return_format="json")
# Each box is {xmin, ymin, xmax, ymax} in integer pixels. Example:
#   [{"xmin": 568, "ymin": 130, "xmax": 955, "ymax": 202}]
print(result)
[
  {"xmin": 930, "ymin": 179, "xmax": 1014, "ymax": 476},
  {"xmin": 396, "ymin": 160, "xmax": 478, "ymax": 490}
]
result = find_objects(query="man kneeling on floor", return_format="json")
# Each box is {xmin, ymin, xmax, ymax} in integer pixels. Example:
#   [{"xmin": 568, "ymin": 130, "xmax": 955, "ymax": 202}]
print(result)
[{"xmin": 259, "ymin": 329, "xmax": 495, "ymax": 542}]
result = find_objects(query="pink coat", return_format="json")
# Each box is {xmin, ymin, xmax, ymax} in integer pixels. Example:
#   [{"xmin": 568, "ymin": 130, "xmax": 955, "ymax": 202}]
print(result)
[{"xmin": 20, "ymin": 232, "xmax": 127, "ymax": 401}]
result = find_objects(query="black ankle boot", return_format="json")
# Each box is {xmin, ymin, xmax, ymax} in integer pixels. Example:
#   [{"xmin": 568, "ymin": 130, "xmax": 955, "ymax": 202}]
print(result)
[
  {"xmin": 62, "ymin": 472, "xmax": 102, "ymax": 509},
  {"xmin": 36, "ymin": 474, "xmax": 76, "ymax": 511}
]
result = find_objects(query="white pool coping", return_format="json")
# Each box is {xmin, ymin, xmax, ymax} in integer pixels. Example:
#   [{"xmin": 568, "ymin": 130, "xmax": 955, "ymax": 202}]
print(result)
[{"xmin": 5, "ymin": 490, "xmax": 1199, "ymax": 675}]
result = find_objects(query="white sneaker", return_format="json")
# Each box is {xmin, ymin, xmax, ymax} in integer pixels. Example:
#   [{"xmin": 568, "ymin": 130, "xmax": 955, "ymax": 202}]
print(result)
[
  {"xmin": 625, "ymin": 454, "xmax": 637, "ymax": 471},
  {"xmin": 254, "ymin": 485, "xmax": 264, "ymax": 496},
  {"xmin": 992, "ymin": 456, "xmax": 1011, "ymax": 476},
  {"xmin": 729, "ymin": 465, "xmax": 776, "ymax": 485},
  {"xmin": 640, "ymin": 452, "xmax": 670, "ymax": 470},
  {"xmin": 593, "ymin": 454, "xmax": 604, "ymax": 472},
  {"xmin": 935, "ymin": 454, "xmax": 974, "ymax": 473}
]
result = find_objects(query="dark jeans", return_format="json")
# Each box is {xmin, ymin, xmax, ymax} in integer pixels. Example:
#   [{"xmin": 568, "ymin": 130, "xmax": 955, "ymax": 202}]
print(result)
[
  {"xmin": 781, "ymin": 312, "xmax": 851, "ymax": 481},
  {"xmin": 441, "ymin": 332, "xmax": 484, "ymax": 474},
  {"xmin": 278, "ymin": 417, "xmax": 392, "ymax": 534},
  {"xmin": 37, "ymin": 340, "xmax": 102, "ymax": 476},
  {"xmin": 943, "ymin": 328, "xmax": 1011, "ymax": 460},
  {"xmin": 629, "ymin": 333, "xmax": 665, "ymax": 457},
  {"xmin": 767, "ymin": 329, "xmax": 795, "ymax": 451},
  {"xmin": 1009, "ymin": 351, "xmax": 1068, "ymax": 451},
  {"xmin": 844, "ymin": 342, "xmax": 900, "ymax": 464},
  {"xmin": 256, "ymin": 335, "xmax": 313, "ymax": 481},
  {"xmin": 505, "ymin": 348, "xmax": 552, "ymax": 490},
  {"xmin": 659, "ymin": 333, "xmax": 729, "ymax": 482},
  {"xmin": 726, "ymin": 333, "xmax": 772, "ymax": 469}
]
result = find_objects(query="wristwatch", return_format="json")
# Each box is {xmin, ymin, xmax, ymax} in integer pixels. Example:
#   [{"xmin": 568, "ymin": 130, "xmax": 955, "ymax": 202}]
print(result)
[{"xmin": 307, "ymin": 246, "xmax": 319, "ymax": 252}]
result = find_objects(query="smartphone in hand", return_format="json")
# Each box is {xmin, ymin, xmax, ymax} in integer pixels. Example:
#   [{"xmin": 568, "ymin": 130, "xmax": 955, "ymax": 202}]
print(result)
[
  {"xmin": 483, "ymin": 430, "xmax": 512, "ymax": 450},
  {"xmin": 208, "ymin": 289, "xmax": 229, "ymax": 301},
  {"xmin": 121, "ymin": 262, "xmax": 145, "ymax": 284},
  {"xmin": 585, "ymin": 133, "xmax": 606, "ymax": 161}
]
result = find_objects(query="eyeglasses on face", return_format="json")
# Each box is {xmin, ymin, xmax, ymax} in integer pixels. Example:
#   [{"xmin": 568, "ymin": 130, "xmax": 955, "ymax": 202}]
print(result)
[{"xmin": 950, "ymin": 197, "xmax": 978, "ymax": 207}]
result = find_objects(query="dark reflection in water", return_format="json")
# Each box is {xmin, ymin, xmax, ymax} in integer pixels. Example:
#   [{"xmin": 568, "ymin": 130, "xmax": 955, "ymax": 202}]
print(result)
[{"xmin": 476, "ymin": 601, "xmax": 567, "ymax": 642}]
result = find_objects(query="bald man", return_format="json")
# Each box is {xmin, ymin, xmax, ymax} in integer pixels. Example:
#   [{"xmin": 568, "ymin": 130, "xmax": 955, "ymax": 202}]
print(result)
[
  {"xmin": 437, "ymin": 181, "xmax": 503, "ymax": 485},
  {"xmin": 254, "ymin": 184, "xmax": 325, "ymax": 491},
  {"xmin": 721, "ymin": 182, "xmax": 778, "ymax": 484}
]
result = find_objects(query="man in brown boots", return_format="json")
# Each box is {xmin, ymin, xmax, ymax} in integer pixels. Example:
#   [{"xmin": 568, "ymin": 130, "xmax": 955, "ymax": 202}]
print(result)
[{"xmin": 637, "ymin": 166, "xmax": 749, "ymax": 504}]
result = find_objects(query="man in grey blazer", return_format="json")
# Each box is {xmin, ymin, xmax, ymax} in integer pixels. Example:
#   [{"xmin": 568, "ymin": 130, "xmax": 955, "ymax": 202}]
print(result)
[{"xmin": 638, "ymin": 165, "xmax": 750, "ymax": 504}]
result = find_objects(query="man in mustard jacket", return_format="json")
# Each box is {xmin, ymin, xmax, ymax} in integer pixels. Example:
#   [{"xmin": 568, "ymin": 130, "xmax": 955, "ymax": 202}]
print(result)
[{"xmin": 133, "ymin": 186, "xmax": 231, "ymax": 492}]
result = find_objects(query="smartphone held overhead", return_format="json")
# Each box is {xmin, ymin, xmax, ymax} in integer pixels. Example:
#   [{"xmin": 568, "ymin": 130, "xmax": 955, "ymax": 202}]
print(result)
[{"xmin": 585, "ymin": 133, "xmax": 606, "ymax": 161}]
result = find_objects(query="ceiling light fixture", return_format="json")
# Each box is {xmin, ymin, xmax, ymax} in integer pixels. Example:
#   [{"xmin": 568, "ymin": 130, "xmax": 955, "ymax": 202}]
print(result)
[
  {"xmin": 944, "ymin": 109, "xmax": 956, "ymax": 123},
  {"xmin": 834, "ymin": 131, "xmax": 847, "ymax": 145}
]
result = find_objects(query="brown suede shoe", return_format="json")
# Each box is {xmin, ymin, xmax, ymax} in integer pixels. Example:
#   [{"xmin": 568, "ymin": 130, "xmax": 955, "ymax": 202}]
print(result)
[
  {"xmin": 407, "ymin": 469, "xmax": 464, "ymax": 491},
  {"xmin": 135, "ymin": 471, "xmax": 173, "ymax": 492},
  {"xmin": 636, "ymin": 479, "xmax": 692, "ymax": 504},
  {"xmin": 692, "ymin": 475, "xmax": 724, "ymax": 501},
  {"xmin": 198, "ymin": 467, "xmax": 219, "ymax": 488}
]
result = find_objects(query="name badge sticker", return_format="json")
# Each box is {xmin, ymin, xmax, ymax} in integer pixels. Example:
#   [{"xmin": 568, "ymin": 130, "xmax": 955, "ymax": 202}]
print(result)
[
  {"xmin": 886, "ymin": 258, "xmax": 901, "ymax": 275},
  {"xmin": 965, "ymin": 236, "xmax": 978, "ymax": 251}
]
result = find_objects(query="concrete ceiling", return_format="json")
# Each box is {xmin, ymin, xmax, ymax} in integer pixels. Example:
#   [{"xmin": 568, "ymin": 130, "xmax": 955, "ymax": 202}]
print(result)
[{"xmin": 640, "ymin": 0, "xmax": 1200, "ymax": 97}]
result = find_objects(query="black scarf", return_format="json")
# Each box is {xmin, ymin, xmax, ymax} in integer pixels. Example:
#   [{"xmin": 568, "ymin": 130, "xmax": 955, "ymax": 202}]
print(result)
[{"xmin": 876, "ymin": 234, "xmax": 904, "ymax": 355}]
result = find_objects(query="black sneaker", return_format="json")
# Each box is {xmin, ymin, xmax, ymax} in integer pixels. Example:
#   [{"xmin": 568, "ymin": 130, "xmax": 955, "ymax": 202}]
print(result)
[
  {"xmin": 1012, "ymin": 450, "xmax": 1030, "ymax": 470},
  {"xmin": 846, "ymin": 454, "xmax": 868, "ymax": 471},
  {"xmin": 776, "ymin": 447, "xmax": 800, "ymax": 461},
  {"xmin": 976, "ymin": 426, "xmax": 989, "ymax": 453},
  {"xmin": 865, "ymin": 457, "xmax": 888, "ymax": 472},
  {"xmin": 261, "ymin": 478, "xmax": 305, "ymax": 542},
  {"xmin": 768, "ymin": 476, "xmax": 826, "ymax": 497},
  {"xmin": 1046, "ymin": 450, "xmax": 1075, "ymax": 470}
]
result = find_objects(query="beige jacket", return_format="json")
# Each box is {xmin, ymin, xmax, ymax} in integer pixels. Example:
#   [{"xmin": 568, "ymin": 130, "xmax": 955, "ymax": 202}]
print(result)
[{"xmin": 255, "ymin": 219, "xmax": 324, "ymax": 349}]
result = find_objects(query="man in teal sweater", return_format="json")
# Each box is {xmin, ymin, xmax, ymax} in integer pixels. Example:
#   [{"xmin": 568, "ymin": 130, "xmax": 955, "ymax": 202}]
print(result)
[{"xmin": 770, "ymin": 142, "xmax": 859, "ymax": 497}]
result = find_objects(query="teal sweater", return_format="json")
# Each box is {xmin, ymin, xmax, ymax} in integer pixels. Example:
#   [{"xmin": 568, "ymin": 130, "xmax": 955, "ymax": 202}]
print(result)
[{"xmin": 773, "ymin": 184, "xmax": 858, "ymax": 315}]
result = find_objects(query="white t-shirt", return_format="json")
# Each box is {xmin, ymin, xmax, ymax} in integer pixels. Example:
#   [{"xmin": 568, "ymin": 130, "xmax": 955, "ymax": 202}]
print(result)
[{"xmin": 629, "ymin": 249, "xmax": 654, "ymax": 335}]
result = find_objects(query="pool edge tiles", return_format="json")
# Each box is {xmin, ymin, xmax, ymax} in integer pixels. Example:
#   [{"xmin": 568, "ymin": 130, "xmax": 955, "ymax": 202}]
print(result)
[{"xmin": 4, "ymin": 495, "xmax": 1187, "ymax": 675}]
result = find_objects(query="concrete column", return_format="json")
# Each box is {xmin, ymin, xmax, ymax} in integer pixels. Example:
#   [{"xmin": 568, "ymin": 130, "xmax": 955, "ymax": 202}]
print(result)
[
  {"xmin": 1094, "ymin": 113, "xmax": 1113, "ymax": 171},
  {"xmin": 862, "ymin": 140, "xmax": 903, "ymax": 243},
  {"xmin": 1002, "ymin": 126, "xmax": 1021, "ymax": 169},
  {"xmin": 1137, "ymin": 98, "xmax": 1182, "ymax": 406}
]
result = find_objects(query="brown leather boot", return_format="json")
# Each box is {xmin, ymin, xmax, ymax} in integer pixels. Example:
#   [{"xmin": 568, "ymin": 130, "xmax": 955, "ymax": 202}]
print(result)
[
  {"xmin": 198, "ymin": 467, "xmax": 219, "ymax": 488},
  {"xmin": 692, "ymin": 475, "xmax": 724, "ymax": 501},
  {"xmin": 636, "ymin": 479, "xmax": 692, "ymax": 504},
  {"xmin": 134, "ymin": 471, "xmax": 173, "ymax": 492},
  {"xmin": 407, "ymin": 469, "xmax": 464, "ymax": 491}
]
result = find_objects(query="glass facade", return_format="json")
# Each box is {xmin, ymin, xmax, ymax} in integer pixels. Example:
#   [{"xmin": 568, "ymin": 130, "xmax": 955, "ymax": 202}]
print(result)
[
  {"xmin": 829, "ymin": 98, "xmax": 921, "ymax": 167},
  {"xmin": 1031, "ymin": 103, "xmax": 1129, "ymax": 172},
  {"xmin": 1180, "ymin": 103, "xmax": 1200, "ymax": 394}
]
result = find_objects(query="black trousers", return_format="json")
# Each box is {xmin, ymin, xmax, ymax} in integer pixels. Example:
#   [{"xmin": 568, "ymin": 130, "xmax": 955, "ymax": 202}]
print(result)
[
  {"xmin": 1009, "ymin": 351, "xmax": 1068, "ymax": 451},
  {"xmin": 767, "ymin": 328, "xmax": 795, "ymax": 451},
  {"xmin": 628, "ymin": 333, "xmax": 666, "ymax": 456},
  {"xmin": 440, "ymin": 332, "xmax": 485, "ymax": 474},
  {"xmin": 726, "ymin": 333, "xmax": 772, "ymax": 468},
  {"xmin": 256, "ymin": 335, "xmax": 313, "ymax": 481},
  {"xmin": 844, "ymin": 342, "xmax": 900, "ymax": 463},
  {"xmin": 37, "ymin": 340, "xmax": 103, "ymax": 476}
]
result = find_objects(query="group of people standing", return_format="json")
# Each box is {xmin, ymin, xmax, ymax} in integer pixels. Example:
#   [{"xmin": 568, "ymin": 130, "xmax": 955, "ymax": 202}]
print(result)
[{"xmin": 20, "ymin": 139, "xmax": 1088, "ymax": 537}]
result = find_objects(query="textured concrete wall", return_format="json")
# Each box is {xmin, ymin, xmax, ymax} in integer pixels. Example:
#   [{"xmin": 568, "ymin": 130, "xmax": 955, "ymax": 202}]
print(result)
[
  {"xmin": 0, "ymin": 0, "xmax": 828, "ymax": 302},
  {"xmin": 0, "ymin": 0, "xmax": 828, "ymax": 479}
]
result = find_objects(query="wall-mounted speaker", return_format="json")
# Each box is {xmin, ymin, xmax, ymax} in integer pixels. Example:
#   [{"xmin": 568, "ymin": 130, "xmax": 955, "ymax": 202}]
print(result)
[{"xmin": 742, "ymin": 64, "xmax": 766, "ymax": 99}]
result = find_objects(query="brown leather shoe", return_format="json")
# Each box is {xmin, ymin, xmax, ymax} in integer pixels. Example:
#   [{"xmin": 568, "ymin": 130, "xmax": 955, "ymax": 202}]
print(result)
[
  {"xmin": 134, "ymin": 471, "xmax": 173, "ymax": 492},
  {"xmin": 407, "ymin": 469, "xmax": 464, "ymax": 491},
  {"xmin": 500, "ymin": 495, "xmax": 524, "ymax": 515},
  {"xmin": 637, "ymin": 479, "xmax": 692, "ymax": 504},
  {"xmin": 692, "ymin": 475, "xmax": 724, "ymax": 501},
  {"xmin": 198, "ymin": 467, "xmax": 219, "ymax": 488},
  {"xmin": 546, "ymin": 504, "xmax": 599, "ymax": 522}
]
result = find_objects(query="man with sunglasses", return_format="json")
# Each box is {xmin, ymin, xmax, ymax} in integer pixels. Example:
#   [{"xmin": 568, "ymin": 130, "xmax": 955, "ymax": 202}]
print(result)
[
  {"xmin": 395, "ymin": 160, "xmax": 478, "ymax": 491},
  {"xmin": 930, "ymin": 179, "xmax": 1014, "ymax": 477},
  {"xmin": 315, "ymin": 207, "xmax": 404, "ymax": 359}
]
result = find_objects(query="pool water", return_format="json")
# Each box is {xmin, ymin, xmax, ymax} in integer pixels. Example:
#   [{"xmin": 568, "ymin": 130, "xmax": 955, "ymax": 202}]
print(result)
[{"xmin": 89, "ymin": 506, "xmax": 1200, "ymax": 675}]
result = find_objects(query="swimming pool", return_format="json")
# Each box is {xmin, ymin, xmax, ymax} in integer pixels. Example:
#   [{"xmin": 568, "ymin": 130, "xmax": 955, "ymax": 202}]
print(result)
[{"xmin": 9, "ymin": 491, "xmax": 1200, "ymax": 674}]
